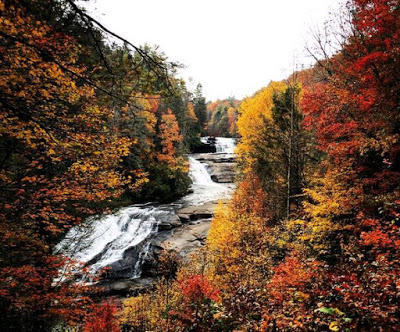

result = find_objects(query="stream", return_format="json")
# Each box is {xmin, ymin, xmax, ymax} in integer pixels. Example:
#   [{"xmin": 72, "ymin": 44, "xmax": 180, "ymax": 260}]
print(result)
[{"xmin": 56, "ymin": 137, "xmax": 236, "ymax": 281}]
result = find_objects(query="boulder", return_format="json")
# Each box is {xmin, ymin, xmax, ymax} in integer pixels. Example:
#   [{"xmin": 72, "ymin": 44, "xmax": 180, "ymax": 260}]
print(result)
[
  {"xmin": 159, "ymin": 220, "xmax": 211, "ymax": 260},
  {"xmin": 209, "ymin": 162, "xmax": 237, "ymax": 183},
  {"xmin": 158, "ymin": 214, "xmax": 182, "ymax": 230},
  {"xmin": 178, "ymin": 213, "xmax": 190, "ymax": 222},
  {"xmin": 98, "ymin": 277, "xmax": 156, "ymax": 296},
  {"xmin": 177, "ymin": 202, "xmax": 216, "ymax": 221}
]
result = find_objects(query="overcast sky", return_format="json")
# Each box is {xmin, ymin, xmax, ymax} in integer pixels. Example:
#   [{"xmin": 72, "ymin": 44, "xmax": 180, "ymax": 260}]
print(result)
[{"xmin": 86, "ymin": 0, "xmax": 341, "ymax": 101}]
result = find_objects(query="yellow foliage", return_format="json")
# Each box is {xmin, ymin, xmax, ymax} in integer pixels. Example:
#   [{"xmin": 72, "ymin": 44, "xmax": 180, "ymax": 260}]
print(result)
[
  {"xmin": 119, "ymin": 278, "xmax": 182, "ymax": 331},
  {"xmin": 187, "ymin": 102, "xmax": 198, "ymax": 123},
  {"xmin": 236, "ymin": 81, "xmax": 286, "ymax": 173},
  {"xmin": 300, "ymin": 164, "xmax": 362, "ymax": 250},
  {"xmin": 207, "ymin": 201, "xmax": 272, "ymax": 292}
]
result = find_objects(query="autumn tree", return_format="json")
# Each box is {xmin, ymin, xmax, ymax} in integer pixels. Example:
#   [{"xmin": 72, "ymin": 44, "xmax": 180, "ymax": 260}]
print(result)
[
  {"xmin": 299, "ymin": 0, "xmax": 400, "ymax": 329},
  {"xmin": 206, "ymin": 98, "xmax": 239, "ymax": 137},
  {"xmin": 193, "ymin": 84, "xmax": 208, "ymax": 136},
  {"xmin": 204, "ymin": 1, "xmax": 400, "ymax": 330},
  {"xmin": 271, "ymin": 79, "xmax": 307, "ymax": 217},
  {"xmin": 0, "ymin": 0, "xmax": 183, "ymax": 330}
]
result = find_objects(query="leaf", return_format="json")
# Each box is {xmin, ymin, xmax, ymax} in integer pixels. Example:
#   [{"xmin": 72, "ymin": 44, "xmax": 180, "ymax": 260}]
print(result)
[
  {"xmin": 333, "ymin": 308, "xmax": 345, "ymax": 316},
  {"xmin": 329, "ymin": 321, "xmax": 340, "ymax": 331},
  {"xmin": 315, "ymin": 307, "xmax": 335, "ymax": 315}
]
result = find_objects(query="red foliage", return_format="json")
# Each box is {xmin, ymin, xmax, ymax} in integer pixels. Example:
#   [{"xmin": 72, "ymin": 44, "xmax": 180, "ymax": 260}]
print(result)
[
  {"xmin": 179, "ymin": 274, "xmax": 220, "ymax": 304},
  {"xmin": 301, "ymin": 0, "xmax": 400, "ymax": 212},
  {"xmin": 268, "ymin": 252, "xmax": 318, "ymax": 303},
  {"xmin": 83, "ymin": 300, "xmax": 121, "ymax": 332},
  {"xmin": 302, "ymin": 0, "xmax": 400, "ymax": 168},
  {"xmin": 298, "ymin": 1, "xmax": 400, "ymax": 329}
]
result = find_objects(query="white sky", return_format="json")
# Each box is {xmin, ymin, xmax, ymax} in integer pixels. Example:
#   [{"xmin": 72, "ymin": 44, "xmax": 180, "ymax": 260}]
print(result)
[{"xmin": 86, "ymin": 0, "xmax": 341, "ymax": 101}]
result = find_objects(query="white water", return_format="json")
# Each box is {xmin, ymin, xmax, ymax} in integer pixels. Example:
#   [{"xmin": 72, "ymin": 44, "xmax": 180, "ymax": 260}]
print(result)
[
  {"xmin": 183, "ymin": 157, "xmax": 233, "ymax": 205},
  {"xmin": 215, "ymin": 137, "xmax": 236, "ymax": 154},
  {"xmin": 189, "ymin": 156, "xmax": 214, "ymax": 185},
  {"xmin": 56, "ymin": 138, "xmax": 235, "ymax": 279},
  {"xmin": 56, "ymin": 206, "xmax": 169, "ymax": 276}
]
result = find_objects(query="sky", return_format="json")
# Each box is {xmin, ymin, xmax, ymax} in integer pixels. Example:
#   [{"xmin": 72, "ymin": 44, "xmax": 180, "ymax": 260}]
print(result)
[{"xmin": 86, "ymin": 0, "xmax": 341, "ymax": 101}]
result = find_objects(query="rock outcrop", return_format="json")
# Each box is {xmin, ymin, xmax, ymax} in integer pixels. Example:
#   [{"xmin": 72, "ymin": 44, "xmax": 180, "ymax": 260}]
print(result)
[
  {"xmin": 99, "ymin": 150, "xmax": 236, "ymax": 295},
  {"xmin": 192, "ymin": 153, "xmax": 237, "ymax": 183}
]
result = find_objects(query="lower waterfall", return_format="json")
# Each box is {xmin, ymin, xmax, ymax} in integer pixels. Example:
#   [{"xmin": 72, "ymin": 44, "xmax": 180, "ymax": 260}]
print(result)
[{"xmin": 56, "ymin": 138, "xmax": 235, "ymax": 280}]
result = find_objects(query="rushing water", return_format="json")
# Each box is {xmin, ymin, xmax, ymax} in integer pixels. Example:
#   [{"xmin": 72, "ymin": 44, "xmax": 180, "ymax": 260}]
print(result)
[
  {"xmin": 215, "ymin": 137, "xmax": 236, "ymax": 154},
  {"xmin": 56, "ymin": 138, "xmax": 235, "ymax": 279},
  {"xmin": 200, "ymin": 136, "xmax": 236, "ymax": 154}
]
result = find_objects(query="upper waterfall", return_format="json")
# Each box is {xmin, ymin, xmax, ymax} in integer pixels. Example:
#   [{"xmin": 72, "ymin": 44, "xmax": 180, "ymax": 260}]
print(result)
[
  {"xmin": 200, "ymin": 136, "xmax": 236, "ymax": 154},
  {"xmin": 215, "ymin": 137, "xmax": 236, "ymax": 154}
]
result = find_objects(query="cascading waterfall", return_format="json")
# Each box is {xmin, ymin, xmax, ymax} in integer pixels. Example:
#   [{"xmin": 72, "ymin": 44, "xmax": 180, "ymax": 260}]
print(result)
[
  {"xmin": 188, "ymin": 156, "xmax": 214, "ymax": 185},
  {"xmin": 201, "ymin": 136, "xmax": 236, "ymax": 154},
  {"xmin": 56, "ymin": 138, "xmax": 235, "ymax": 280},
  {"xmin": 56, "ymin": 205, "xmax": 174, "ymax": 279},
  {"xmin": 183, "ymin": 157, "xmax": 233, "ymax": 205},
  {"xmin": 215, "ymin": 137, "xmax": 236, "ymax": 154}
]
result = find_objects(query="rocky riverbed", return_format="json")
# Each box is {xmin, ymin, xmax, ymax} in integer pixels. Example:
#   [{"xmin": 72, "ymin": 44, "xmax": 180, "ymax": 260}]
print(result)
[
  {"xmin": 193, "ymin": 153, "xmax": 237, "ymax": 183},
  {"xmin": 57, "ymin": 138, "xmax": 237, "ymax": 296},
  {"xmin": 101, "ymin": 155, "xmax": 235, "ymax": 295}
]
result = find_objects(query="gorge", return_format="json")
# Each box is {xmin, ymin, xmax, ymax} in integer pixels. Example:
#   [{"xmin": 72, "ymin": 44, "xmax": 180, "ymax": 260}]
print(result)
[{"xmin": 56, "ymin": 137, "xmax": 236, "ymax": 293}]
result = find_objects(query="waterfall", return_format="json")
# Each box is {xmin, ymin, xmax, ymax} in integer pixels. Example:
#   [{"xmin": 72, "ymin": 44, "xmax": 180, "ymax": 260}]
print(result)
[
  {"xmin": 183, "ymin": 156, "xmax": 233, "ymax": 205},
  {"xmin": 189, "ymin": 157, "xmax": 214, "ymax": 185},
  {"xmin": 55, "ymin": 206, "xmax": 174, "ymax": 278},
  {"xmin": 200, "ymin": 136, "xmax": 236, "ymax": 154},
  {"xmin": 56, "ymin": 138, "xmax": 236, "ymax": 280},
  {"xmin": 215, "ymin": 137, "xmax": 236, "ymax": 154}
]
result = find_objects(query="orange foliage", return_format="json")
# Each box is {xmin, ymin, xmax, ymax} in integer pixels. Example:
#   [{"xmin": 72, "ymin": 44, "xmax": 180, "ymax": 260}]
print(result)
[
  {"xmin": 158, "ymin": 109, "xmax": 183, "ymax": 169},
  {"xmin": 268, "ymin": 252, "xmax": 318, "ymax": 302},
  {"xmin": 0, "ymin": 2, "xmax": 132, "ymax": 326},
  {"xmin": 179, "ymin": 274, "xmax": 221, "ymax": 304}
]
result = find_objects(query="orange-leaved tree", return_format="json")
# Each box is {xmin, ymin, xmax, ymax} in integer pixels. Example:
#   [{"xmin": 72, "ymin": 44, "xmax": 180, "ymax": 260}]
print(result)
[{"xmin": 0, "ymin": 2, "xmax": 137, "ymax": 330}]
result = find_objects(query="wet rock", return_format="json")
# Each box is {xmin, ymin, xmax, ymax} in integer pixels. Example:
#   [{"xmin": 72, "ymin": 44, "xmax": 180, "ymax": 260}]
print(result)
[
  {"xmin": 178, "ymin": 213, "xmax": 190, "ymax": 222},
  {"xmin": 191, "ymin": 143, "xmax": 216, "ymax": 153},
  {"xmin": 189, "ymin": 220, "xmax": 201, "ymax": 225},
  {"xmin": 158, "ymin": 222, "xmax": 173, "ymax": 230},
  {"xmin": 193, "ymin": 153, "xmax": 236, "ymax": 163},
  {"xmin": 191, "ymin": 153, "xmax": 236, "ymax": 183},
  {"xmin": 98, "ymin": 277, "xmax": 156, "ymax": 296},
  {"xmin": 158, "ymin": 214, "xmax": 182, "ymax": 230},
  {"xmin": 209, "ymin": 162, "xmax": 237, "ymax": 183},
  {"xmin": 104, "ymin": 242, "xmax": 148, "ymax": 279},
  {"xmin": 170, "ymin": 215, "xmax": 182, "ymax": 227},
  {"xmin": 159, "ymin": 220, "xmax": 211, "ymax": 260},
  {"xmin": 177, "ymin": 203, "xmax": 214, "ymax": 221}
]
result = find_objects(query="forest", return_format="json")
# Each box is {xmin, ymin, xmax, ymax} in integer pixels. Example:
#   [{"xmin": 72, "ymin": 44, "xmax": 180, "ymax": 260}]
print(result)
[{"xmin": 1, "ymin": 0, "xmax": 399, "ymax": 331}]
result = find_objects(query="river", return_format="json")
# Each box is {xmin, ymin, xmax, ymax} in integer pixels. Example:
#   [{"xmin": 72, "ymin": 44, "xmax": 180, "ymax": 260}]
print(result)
[{"xmin": 56, "ymin": 137, "xmax": 236, "ymax": 281}]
